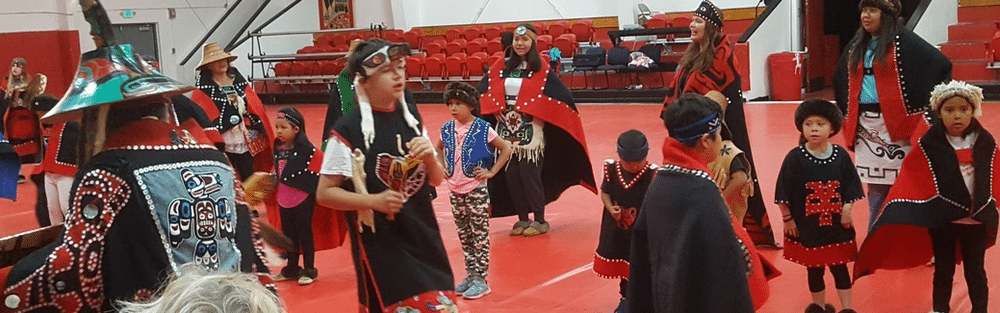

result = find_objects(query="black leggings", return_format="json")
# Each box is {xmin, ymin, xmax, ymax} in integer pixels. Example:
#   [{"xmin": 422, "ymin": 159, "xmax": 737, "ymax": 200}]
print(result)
[
  {"xmin": 280, "ymin": 203, "xmax": 316, "ymax": 269},
  {"xmin": 807, "ymin": 264, "xmax": 851, "ymax": 293},
  {"xmin": 930, "ymin": 223, "xmax": 988, "ymax": 313}
]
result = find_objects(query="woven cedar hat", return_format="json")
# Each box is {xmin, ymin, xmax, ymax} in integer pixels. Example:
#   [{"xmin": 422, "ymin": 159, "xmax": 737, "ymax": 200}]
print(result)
[{"xmin": 196, "ymin": 42, "xmax": 238, "ymax": 71}]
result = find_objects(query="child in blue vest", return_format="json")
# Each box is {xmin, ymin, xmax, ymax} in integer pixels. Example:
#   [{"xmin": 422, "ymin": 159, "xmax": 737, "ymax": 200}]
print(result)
[{"xmin": 435, "ymin": 82, "xmax": 512, "ymax": 300}]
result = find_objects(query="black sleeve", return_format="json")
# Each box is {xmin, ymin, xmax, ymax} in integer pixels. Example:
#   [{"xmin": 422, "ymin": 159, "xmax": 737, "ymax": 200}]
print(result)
[
  {"xmin": 833, "ymin": 44, "xmax": 851, "ymax": 116},
  {"xmin": 171, "ymin": 96, "xmax": 214, "ymax": 130},
  {"xmin": 600, "ymin": 161, "xmax": 613, "ymax": 194},
  {"xmin": 728, "ymin": 155, "xmax": 747, "ymax": 175},
  {"xmin": 774, "ymin": 150, "xmax": 798, "ymax": 204},
  {"xmin": 476, "ymin": 76, "xmax": 490, "ymax": 95},
  {"xmin": 323, "ymin": 88, "xmax": 344, "ymax": 140},
  {"xmin": 839, "ymin": 146, "xmax": 866, "ymax": 203}
]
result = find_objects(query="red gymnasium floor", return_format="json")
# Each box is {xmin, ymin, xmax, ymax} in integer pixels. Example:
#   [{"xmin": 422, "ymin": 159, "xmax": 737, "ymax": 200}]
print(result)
[{"xmin": 2, "ymin": 102, "xmax": 1000, "ymax": 312}]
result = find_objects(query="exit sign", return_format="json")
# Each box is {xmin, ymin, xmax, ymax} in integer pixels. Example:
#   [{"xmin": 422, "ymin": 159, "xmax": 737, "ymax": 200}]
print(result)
[{"xmin": 121, "ymin": 9, "xmax": 135, "ymax": 18}]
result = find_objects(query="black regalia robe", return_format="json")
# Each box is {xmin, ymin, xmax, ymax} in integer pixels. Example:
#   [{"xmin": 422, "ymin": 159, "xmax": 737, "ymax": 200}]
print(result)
[
  {"xmin": 594, "ymin": 159, "xmax": 656, "ymax": 279},
  {"xmin": 330, "ymin": 100, "xmax": 454, "ymax": 310},
  {"xmin": 775, "ymin": 144, "xmax": 865, "ymax": 267},
  {"xmin": 854, "ymin": 121, "xmax": 1000, "ymax": 280},
  {"xmin": 477, "ymin": 58, "xmax": 597, "ymax": 217},
  {"xmin": 627, "ymin": 137, "xmax": 764, "ymax": 312},
  {"xmin": 664, "ymin": 35, "xmax": 776, "ymax": 246},
  {"xmin": 2, "ymin": 119, "xmax": 262, "ymax": 312}
]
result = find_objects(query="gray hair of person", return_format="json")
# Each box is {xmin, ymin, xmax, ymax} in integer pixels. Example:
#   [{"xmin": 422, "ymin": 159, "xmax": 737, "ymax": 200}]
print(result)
[{"xmin": 116, "ymin": 263, "xmax": 285, "ymax": 313}]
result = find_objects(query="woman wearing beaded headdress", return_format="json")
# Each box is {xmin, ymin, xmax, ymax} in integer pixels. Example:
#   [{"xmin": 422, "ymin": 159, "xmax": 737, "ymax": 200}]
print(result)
[
  {"xmin": 477, "ymin": 23, "xmax": 596, "ymax": 237},
  {"xmin": 664, "ymin": 0, "xmax": 777, "ymax": 247},
  {"xmin": 833, "ymin": 0, "xmax": 952, "ymax": 231}
]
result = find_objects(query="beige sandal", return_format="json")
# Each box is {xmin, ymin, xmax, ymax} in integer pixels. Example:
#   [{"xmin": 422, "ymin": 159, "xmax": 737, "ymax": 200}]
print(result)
[
  {"xmin": 522, "ymin": 222, "xmax": 550, "ymax": 236},
  {"xmin": 509, "ymin": 220, "xmax": 531, "ymax": 236}
]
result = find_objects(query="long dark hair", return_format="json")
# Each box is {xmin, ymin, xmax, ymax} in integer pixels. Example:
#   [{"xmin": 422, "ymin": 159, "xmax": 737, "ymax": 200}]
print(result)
[
  {"xmin": 847, "ymin": 6, "xmax": 903, "ymax": 70},
  {"xmin": 503, "ymin": 24, "xmax": 542, "ymax": 75},
  {"xmin": 679, "ymin": 21, "xmax": 722, "ymax": 76}
]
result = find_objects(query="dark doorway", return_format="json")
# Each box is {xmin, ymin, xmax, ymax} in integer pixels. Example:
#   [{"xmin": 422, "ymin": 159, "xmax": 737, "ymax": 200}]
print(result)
[{"xmin": 111, "ymin": 23, "xmax": 159, "ymax": 63}]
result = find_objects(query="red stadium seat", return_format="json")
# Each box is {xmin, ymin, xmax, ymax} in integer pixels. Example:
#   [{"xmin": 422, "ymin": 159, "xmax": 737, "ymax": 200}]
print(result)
[
  {"xmin": 273, "ymin": 62, "xmax": 292, "ymax": 76},
  {"xmin": 486, "ymin": 37, "xmax": 504, "ymax": 54},
  {"xmin": 424, "ymin": 39, "xmax": 446, "ymax": 55},
  {"xmin": 383, "ymin": 29, "xmax": 404, "ymax": 43},
  {"xmin": 672, "ymin": 14, "xmax": 692, "ymax": 38},
  {"xmin": 646, "ymin": 14, "xmax": 669, "ymax": 29},
  {"xmin": 424, "ymin": 53, "xmax": 447, "ymax": 79},
  {"xmin": 290, "ymin": 62, "xmax": 308, "ymax": 76},
  {"xmin": 488, "ymin": 52, "xmax": 504, "ymax": 67},
  {"xmin": 468, "ymin": 52, "xmax": 488, "ymax": 77},
  {"xmin": 484, "ymin": 25, "xmax": 504, "ymax": 40},
  {"xmin": 404, "ymin": 29, "xmax": 424, "ymax": 48},
  {"xmin": 332, "ymin": 33, "xmax": 349, "ymax": 47},
  {"xmin": 445, "ymin": 53, "xmax": 468, "ymax": 78},
  {"xmin": 464, "ymin": 26, "xmax": 483, "ymax": 40},
  {"xmin": 553, "ymin": 34, "xmax": 578, "ymax": 57},
  {"xmin": 533, "ymin": 22, "xmax": 548, "ymax": 35},
  {"xmin": 548, "ymin": 20, "xmax": 570, "ymax": 37},
  {"xmin": 536, "ymin": 35, "xmax": 553, "ymax": 52},
  {"xmin": 406, "ymin": 54, "xmax": 425, "ymax": 78},
  {"xmin": 571, "ymin": 19, "xmax": 595, "ymax": 43},
  {"xmin": 445, "ymin": 27, "xmax": 463, "ymax": 41},
  {"xmin": 446, "ymin": 38, "xmax": 467, "ymax": 55},
  {"xmin": 466, "ymin": 38, "xmax": 488, "ymax": 54}
]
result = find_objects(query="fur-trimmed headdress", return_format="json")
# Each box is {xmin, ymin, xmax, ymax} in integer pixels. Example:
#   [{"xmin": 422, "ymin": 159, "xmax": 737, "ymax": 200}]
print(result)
[
  {"xmin": 694, "ymin": 0, "xmax": 724, "ymax": 28},
  {"xmin": 858, "ymin": 0, "xmax": 902, "ymax": 20},
  {"xmin": 930, "ymin": 80, "xmax": 984, "ymax": 118},
  {"xmin": 442, "ymin": 82, "xmax": 480, "ymax": 115},
  {"xmin": 794, "ymin": 99, "xmax": 844, "ymax": 136}
]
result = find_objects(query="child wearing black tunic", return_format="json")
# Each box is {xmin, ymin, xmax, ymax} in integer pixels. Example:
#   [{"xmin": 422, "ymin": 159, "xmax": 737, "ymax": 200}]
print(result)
[
  {"xmin": 593, "ymin": 129, "xmax": 656, "ymax": 313},
  {"xmin": 775, "ymin": 99, "xmax": 864, "ymax": 313}
]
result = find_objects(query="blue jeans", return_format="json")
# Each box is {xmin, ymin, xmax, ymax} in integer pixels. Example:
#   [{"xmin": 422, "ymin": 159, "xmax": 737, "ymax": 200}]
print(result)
[{"xmin": 866, "ymin": 183, "xmax": 892, "ymax": 231}]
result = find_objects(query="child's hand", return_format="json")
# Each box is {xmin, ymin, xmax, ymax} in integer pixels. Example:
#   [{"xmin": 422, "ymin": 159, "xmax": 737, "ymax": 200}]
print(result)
[
  {"xmin": 608, "ymin": 205, "xmax": 623, "ymax": 221},
  {"xmin": 474, "ymin": 168, "xmax": 495, "ymax": 180},
  {"xmin": 841, "ymin": 213, "xmax": 853, "ymax": 229},
  {"xmin": 371, "ymin": 190, "xmax": 405, "ymax": 215},
  {"xmin": 784, "ymin": 220, "xmax": 798, "ymax": 238},
  {"xmin": 406, "ymin": 137, "xmax": 436, "ymax": 163}
]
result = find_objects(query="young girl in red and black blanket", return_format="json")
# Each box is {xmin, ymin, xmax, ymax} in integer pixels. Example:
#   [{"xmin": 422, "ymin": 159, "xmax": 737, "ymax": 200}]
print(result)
[
  {"xmin": 270, "ymin": 106, "xmax": 347, "ymax": 286},
  {"xmin": 775, "ymin": 99, "xmax": 864, "ymax": 313},
  {"xmin": 855, "ymin": 81, "xmax": 997, "ymax": 313},
  {"xmin": 593, "ymin": 129, "xmax": 657, "ymax": 313}
]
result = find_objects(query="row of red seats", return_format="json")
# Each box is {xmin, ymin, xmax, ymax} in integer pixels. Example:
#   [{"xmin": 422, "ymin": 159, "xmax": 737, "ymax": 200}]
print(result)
[
  {"xmin": 421, "ymin": 33, "xmax": 582, "ymax": 58},
  {"xmin": 272, "ymin": 60, "xmax": 345, "ymax": 77},
  {"xmin": 402, "ymin": 19, "xmax": 595, "ymax": 49},
  {"xmin": 406, "ymin": 52, "xmax": 501, "ymax": 80}
]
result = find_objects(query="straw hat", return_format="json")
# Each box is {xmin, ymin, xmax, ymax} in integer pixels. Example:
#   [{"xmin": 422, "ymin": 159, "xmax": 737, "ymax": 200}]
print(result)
[{"xmin": 196, "ymin": 42, "xmax": 238, "ymax": 71}]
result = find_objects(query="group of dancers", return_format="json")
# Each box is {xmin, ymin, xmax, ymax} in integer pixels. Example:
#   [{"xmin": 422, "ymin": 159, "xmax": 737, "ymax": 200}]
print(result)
[{"xmin": 0, "ymin": 0, "xmax": 995, "ymax": 312}]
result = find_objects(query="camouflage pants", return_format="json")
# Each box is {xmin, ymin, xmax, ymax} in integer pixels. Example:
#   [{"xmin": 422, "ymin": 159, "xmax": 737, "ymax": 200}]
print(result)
[{"xmin": 449, "ymin": 186, "xmax": 491, "ymax": 279}]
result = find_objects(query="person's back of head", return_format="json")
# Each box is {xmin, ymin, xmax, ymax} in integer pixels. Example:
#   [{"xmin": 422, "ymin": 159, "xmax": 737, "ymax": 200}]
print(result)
[
  {"xmin": 117, "ymin": 263, "xmax": 285, "ymax": 313},
  {"xmin": 663, "ymin": 93, "xmax": 723, "ymax": 148}
]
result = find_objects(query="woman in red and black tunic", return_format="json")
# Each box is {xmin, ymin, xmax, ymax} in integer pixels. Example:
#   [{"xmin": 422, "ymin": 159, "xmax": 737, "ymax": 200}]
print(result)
[
  {"xmin": 190, "ymin": 43, "xmax": 274, "ymax": 181},
  {"xmin": 664, "ymin": 0, "xmax": 776, "ymax": 246}
]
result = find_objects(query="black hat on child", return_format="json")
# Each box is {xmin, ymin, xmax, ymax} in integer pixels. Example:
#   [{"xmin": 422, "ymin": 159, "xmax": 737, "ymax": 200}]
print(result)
[
  {"xmin": 617, "ymin": 129, "xmax": 649, "ymax": 162},
  {"xmin": 794, "ymin": 99, "xmax": 843, "ymax": 136}
]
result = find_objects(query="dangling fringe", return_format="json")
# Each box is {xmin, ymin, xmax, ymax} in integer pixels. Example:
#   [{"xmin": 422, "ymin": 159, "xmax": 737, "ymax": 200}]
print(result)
[{"xmin": 353, "ymin": 76, "xmax": 375, "ymax": 150}]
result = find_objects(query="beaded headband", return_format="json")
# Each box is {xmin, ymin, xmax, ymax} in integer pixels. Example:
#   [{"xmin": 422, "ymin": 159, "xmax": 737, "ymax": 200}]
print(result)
[{"xmin": 670, "ymin": 112, "xmax": 722, "ymax": 143}]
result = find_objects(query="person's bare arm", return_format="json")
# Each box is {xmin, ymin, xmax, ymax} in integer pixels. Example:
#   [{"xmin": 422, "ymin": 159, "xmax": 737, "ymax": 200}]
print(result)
[
  {"xmin": 720, "ymin": 170, "xmax": 749, "ymax": 207},
  {"xmin": 601, "ymin": 191, "xmax": 622, "ymax": 221},
  {"xmin": 316, "ymin": 174, "xmax": 404, "ymax": 215},
  {"xmin": 779, "ymin": 203, "xmax": 797, "ymax": 238},
  {"xmin": 408, "ymin": 136, "xmax": 445, "ymax": 186}
]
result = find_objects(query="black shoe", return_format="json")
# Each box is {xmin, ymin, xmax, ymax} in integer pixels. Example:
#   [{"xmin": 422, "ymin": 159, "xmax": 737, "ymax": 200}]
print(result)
[
  {"xmin": 805, "ymin": 303, "xmax": 826, "ymax": 313},
  {"xmin": 298, "ymin": 268, "xmax": 318, "ymax": 285},
  {"xmin": 273, "ymin": 265, "xmax": 301, "ymax": 281},
  {"xmin": 17, "ymin": 175, "xmax": 25, "ymax": 184},
  {"xmin": 837, "ymin": 310, "xmax": 856, "ymax": 313}
]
